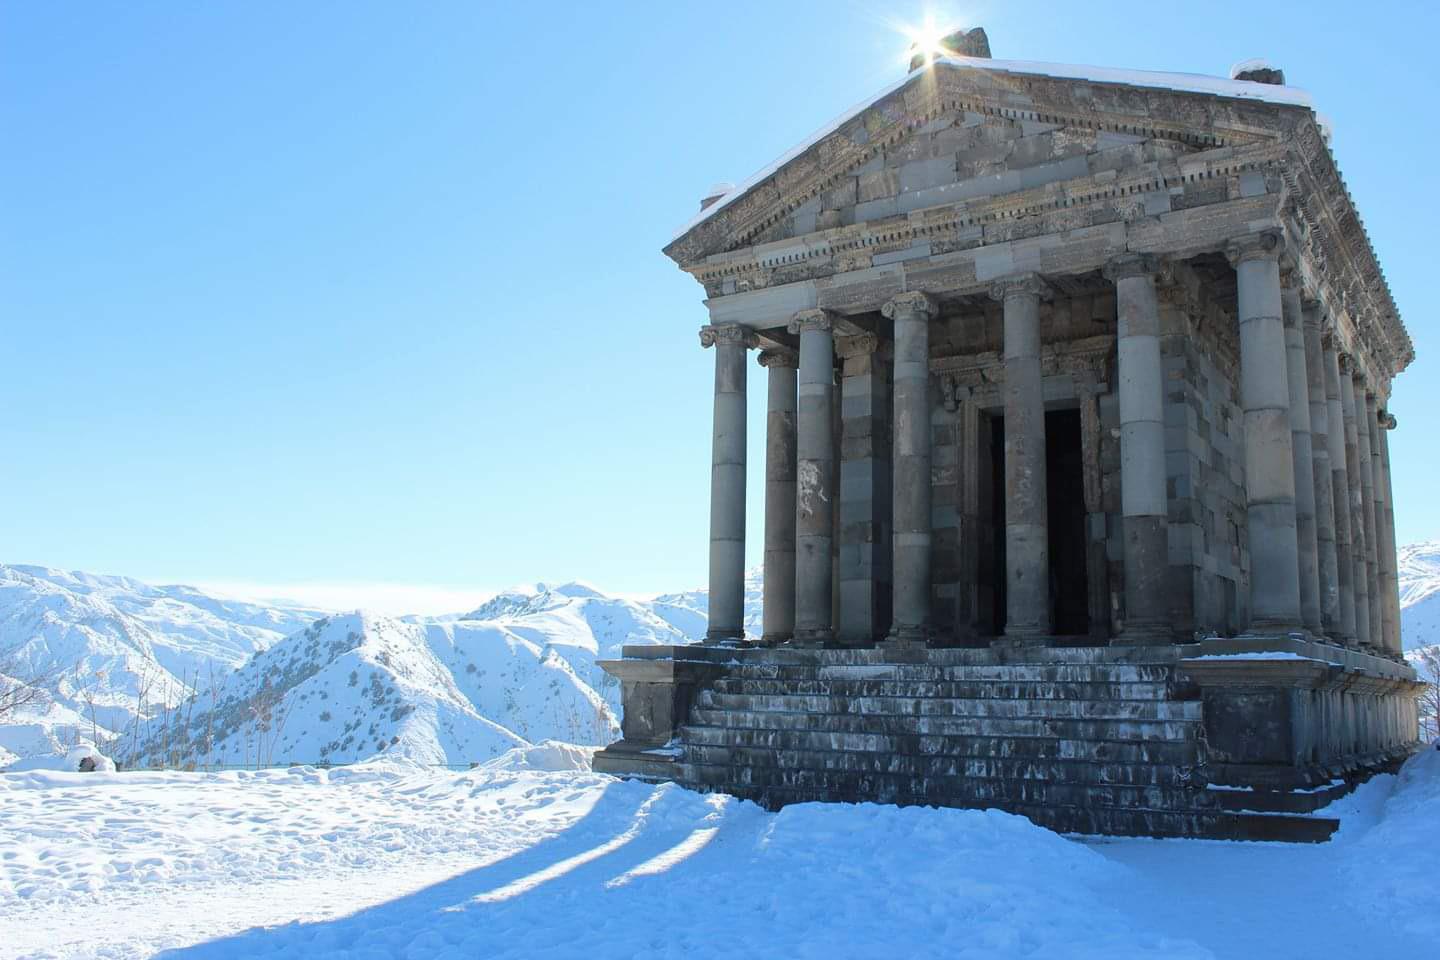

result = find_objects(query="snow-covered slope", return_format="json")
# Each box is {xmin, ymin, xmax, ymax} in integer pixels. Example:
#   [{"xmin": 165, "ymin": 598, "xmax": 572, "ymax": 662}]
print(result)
[
  {"xmin": 4, "ymin": 745, "xmax": 1438, "ymax": 958},
  {"xmin": 1398, "ymin": 540, "xmax": 1440, "ymax": 651},
  {"xmin": 648, "ymin": 567, "xmax": 764, "ymax": 641},
  {"xmin": 0, "ymin": 565, "xmax": 326, "ymax": 752},
  {"xmin": 122, "ymin": 579, "xmax": 707, "ymax": 768}
]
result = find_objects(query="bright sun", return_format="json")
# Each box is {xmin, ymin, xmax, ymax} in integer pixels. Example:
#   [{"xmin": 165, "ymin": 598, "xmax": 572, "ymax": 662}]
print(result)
[{"xmin": 902, "ymin": 15, "xmax": 951, "ymax": 66}]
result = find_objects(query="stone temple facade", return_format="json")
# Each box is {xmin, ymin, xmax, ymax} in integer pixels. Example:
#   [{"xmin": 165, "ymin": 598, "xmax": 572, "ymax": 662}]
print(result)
[{"xmin": 595, "ymin": 31, "xmax": 1426, "ymax": 839}]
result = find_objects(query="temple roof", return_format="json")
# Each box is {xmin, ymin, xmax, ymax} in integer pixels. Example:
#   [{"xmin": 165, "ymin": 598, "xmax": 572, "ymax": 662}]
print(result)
[
  {"xmin": 671, "ymin": 55, "xmax": 1315, "ymax": 245},
  {"xmin": 663, "ymin": 52, "xmax": 1410, "ymax": 378}
]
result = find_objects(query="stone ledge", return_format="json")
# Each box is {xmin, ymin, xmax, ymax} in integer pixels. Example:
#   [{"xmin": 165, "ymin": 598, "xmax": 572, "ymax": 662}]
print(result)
[
  {"xmin": 1182, "ymin": 636, "xmax": 1418, "ymax": 683},
  {"xmin": 592, "ymin": 740, "xmax": 683, "ymax": 781}
]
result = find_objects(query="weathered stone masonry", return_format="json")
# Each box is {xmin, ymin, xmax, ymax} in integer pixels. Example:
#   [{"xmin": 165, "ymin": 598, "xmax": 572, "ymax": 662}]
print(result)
[{"xmin": 597, "ymin": 34, "xmax": 1424, "ymax": 839}]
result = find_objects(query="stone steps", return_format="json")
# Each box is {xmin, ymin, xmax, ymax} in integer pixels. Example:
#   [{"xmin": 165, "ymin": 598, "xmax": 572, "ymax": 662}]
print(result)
[
  {"xmin": 681, "ymin": 748, "xmax": 1193, "ymax": 785},
  {"xmin": 682, "ymin": 732, "xmax": 1199, "ymax": 765},
  {"xmin": 703, "ymin": 681, "xmax": 1181, "ymax": 702},
  {"xmin": 682, "ymin": 760, "xmax": 1208, "ymax": 811},
  {"xmin": 651, "ymin": 651, "xmax": 1343, "ymax": 841},
  {"xmin": 684, "ymin": 715, "xmax": 1200, "ymax": 749},
  {"xmin": 694, "ymin": 696, "xmax": 1201, "ymax": 721},
  {"xmin": 704, "ymin": 646, "xmax": 1189, "ymax": 666},
  {"xmin": 720, "ymin": 663, "xmax": 1182, "ymax": 683},
  {"xmin": 706, "ymin": 780, "xmax": 1337, "ymax": 842}
]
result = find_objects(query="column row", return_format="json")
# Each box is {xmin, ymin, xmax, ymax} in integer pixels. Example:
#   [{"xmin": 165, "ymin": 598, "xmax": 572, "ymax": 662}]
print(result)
[
  {"xmin": 1226, "ymin": 230, "xmax": 1403, "ymax": 656},
  {"xmin": 702, "ymin": 239, "xmax": 1403, "ymax": 655}
]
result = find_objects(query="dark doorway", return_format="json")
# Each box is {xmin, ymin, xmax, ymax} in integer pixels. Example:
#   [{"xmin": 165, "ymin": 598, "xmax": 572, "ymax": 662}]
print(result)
[
  {"xmin": 980, "ymin": 408, "xmax": 1090, "ymax": 638},
  {"xmin": 1046, "ymin": 409, "xmax": 1089, "ymax": 637}
]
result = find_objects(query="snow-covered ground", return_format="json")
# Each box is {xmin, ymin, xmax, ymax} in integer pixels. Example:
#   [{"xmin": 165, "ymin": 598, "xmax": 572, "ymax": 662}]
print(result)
[{"xmin": 2, "ymin": 743, "xmax": 1436, "ymax": 960}]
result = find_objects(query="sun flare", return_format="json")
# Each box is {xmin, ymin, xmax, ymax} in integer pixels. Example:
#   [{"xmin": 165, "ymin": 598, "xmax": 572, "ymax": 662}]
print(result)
[{"xmin": 902, "ymin": 15, "xmax": 951, "ymax": 66}]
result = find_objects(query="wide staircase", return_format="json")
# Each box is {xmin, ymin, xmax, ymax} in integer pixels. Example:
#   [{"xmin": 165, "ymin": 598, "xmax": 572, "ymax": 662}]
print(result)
[{"xmin": 671, "ymin": 646, "xmax": 1342, "ymax": 841}]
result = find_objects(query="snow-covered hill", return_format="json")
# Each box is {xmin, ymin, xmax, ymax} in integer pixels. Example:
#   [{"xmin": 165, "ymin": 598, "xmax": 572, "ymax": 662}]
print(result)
[
  {"xmin": 0, "ymin": 565, "xmax": 327, "ymax": 760},
  {"xmin": 124, "ymin": 612, "xmax": 613, "ymax": 768},
  {"xmin": 124, "ymin": 575, "xmax": 746, "ymax": 767},
  {"xmin": 0, "ymin": 560, "xmax": 756, "ymax": 768},
  {"xmin": 1398, "ymin": 540, "xmax": 1440, "ymax": 651}
]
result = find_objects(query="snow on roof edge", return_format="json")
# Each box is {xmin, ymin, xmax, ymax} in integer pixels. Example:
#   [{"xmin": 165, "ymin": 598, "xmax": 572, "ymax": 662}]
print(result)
[{"xmin": 669, "ymin": 55, "xmax": 1316, "ymax": 245}]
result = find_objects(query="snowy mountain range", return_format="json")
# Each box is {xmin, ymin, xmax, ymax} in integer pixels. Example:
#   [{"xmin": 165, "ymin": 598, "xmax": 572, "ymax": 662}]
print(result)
[
  {"xmin": 0, "ymin": 563, "xmax": 759, "ymax": 769},
  {"xmin": 3, "ymin": 544, "xmax": 1434, "ymax": 771}
]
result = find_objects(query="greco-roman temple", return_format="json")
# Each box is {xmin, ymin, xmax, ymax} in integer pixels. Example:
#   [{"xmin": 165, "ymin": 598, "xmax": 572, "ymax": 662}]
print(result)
[{"xmin": 594, "ymin": 30, "xmax": 1426, "ymax": 839}]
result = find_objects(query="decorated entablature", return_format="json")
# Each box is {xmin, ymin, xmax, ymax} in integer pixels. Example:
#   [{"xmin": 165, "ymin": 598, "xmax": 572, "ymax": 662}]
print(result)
[{"xmin": 663, "ymin": 46, "xmax": 1409, "ymax": 388}]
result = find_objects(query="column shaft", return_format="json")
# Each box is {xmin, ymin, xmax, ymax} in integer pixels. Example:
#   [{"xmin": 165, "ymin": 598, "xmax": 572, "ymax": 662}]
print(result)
[
  {"xmin": 1339, "ymin": 359, "xmax": 1372, "ymax": 648},
  {"xmin": 760, "ymin": 350, "xmax": 798, "ymax": 645},
  {"xmin": 884, "ymin": 292, "xmax": 937, "ymax": 645},
  {"xmin": 1228, "ymin": 235, "xmax": 1302, "ymax": 634},
  {"xmin": 1283, "ymin": 285, "xmax": 1322, "ymax": 634},
  {"xmin": 701, "ymin": 324, "xmax": 752, "ymax": 642},
  {"xmin": 1360, "ymin": 389, "xmax": 1383, "ymax": 649},
  {"xmin": 1324, "ymin": 339, "xmax": 1357, "ymax": 645},
  {"xmin": 996, "ymin": 276, "xmax": 1051, "ymax": 641},
  {"xmin": 1107, "ymin": 257, "xmax": 1169, "ymax": 641},
  {"xmin": 837, "ymin": 335, "xmax": 892, "ymax": 645},
  {"xmin": 1303, "ymin": 305, "xmax": 1341, "ymax": 638},
  {"xmin": 790, "ymin": 310, "xmax": 837, "ymax": 645},
  {"xmin": 1078, "ymin": 385, "xmax": 1111, "ymax": 642},
  {"xmin": 1378, "ymin": 414, "xmax": 1401, "ymax": 655}
]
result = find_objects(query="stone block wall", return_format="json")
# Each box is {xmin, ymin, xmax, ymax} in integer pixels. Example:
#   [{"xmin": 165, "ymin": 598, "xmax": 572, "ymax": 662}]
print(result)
[{"xmin": 1162, "ymin": 297, "xmax": 1249, "ymax": 637}]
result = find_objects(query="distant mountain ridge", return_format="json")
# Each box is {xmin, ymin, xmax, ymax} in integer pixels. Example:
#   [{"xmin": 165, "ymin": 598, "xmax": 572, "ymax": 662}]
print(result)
[
  {"xmin": 12, "ymin": 542, "xmax": 1429, "ymax": 772},
  {"xmin": 0, "ymin": 563, "xmax": 761, "ymax": 768}
]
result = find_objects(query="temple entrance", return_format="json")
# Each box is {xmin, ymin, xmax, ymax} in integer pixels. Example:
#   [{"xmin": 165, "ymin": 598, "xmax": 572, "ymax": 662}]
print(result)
[
  {"xmin": 1045, "ymin": 409, "xmax": 1089, "ymax": 637},
  {"xmin": 979, "ymin": 408, "xmax": 1089, "ymax": 638}
]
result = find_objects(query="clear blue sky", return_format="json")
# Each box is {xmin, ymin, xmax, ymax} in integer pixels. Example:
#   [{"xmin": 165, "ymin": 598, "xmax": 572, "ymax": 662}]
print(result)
[{"xmin": 3, "ymin": 1, "xmax": 1437, "ymax": 610}]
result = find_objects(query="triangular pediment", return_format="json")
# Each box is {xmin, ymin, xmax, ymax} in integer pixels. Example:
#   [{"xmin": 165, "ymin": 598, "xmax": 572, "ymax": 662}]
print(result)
[{"xmin": 666, "ymin": 59, "xmax": 1306, "ymax": 266}]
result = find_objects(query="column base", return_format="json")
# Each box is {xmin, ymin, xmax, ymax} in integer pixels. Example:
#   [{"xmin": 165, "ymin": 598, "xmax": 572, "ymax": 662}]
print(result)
[
  {"xmin": 1113, "ymin": 618, "xmax": 1174, "ymax": 645},
  {"xmin": 758, "ymin": 633, "xmax": 793, "ymax": 648},
  {"xmin": 704, "ymin": 628, "xmax": 750, "ymax": 647},
  {"xmin": 1237, "ymin": 620, "xmax": 1306, "ymax": 643},
  {"xmin": 1002, "ymin": 624, "xmax": 1052, "ymax": 647},
  {"xmin": 789, "ymin": 628, "xmax": 834, "ymax": 648},
  {"xmin": 881, "ymin": 624, "xmax": 929, "ymax": 648}
]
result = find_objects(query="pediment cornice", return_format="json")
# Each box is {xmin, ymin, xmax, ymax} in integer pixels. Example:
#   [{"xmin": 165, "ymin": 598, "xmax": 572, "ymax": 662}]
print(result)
[
  {"xmin": 665, "ymin": 63, "xmax": 1293, "ymax": 266},
  {"xmin": 665, "ymin": 61, "xmax": 1410, "ymax": 379}
]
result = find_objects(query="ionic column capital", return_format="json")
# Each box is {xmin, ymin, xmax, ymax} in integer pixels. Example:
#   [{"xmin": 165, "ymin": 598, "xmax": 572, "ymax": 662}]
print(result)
[
  {"xmin": 989, "ymin": 272, "xmax": 1052, "ymax": 302},
  {"xmin": 788, "ymin": 308, "xmax": 837, "ymax": 334},
  {"xmin": 757, "ymin": 347, "xmax": 799, "ymax": 369},
  {"xmin": 1225, "ymin": 229, "xmax": 1284, "ymax": 267},
  {"xmin": 880, "ymin": 291, "xmax": 939, "ymax": 322},
  {"xmin": 1382, "ymin": 411, "xmax": 1398, "ymax": 430},
  {"xmin": 700, "ymin": 323, "xmax": 757, "ymax": 349}
]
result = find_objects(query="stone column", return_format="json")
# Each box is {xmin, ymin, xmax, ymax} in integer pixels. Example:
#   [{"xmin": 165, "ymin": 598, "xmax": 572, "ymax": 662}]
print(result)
[
  {"xmin": 1324, "ymin": 337, "xmax": 1357, "ymax": 646},
  {"xmin": 1105, "ymin": 255, "xmax": 1169, "ymax": 642},
  {"xmin": 789, "ymin": 309, "xmax": 837, "ymax": 646},
  {"xmin": 1282, "ymin": 280, "xmax": 1323, "ymax": 635},
  {"xmin": 1338, "ymin": 354, "xmax": 1372, "ymax": 649},
  {"xmin": 700, "ymin": 323, "xmax": 754, "ymax": 642},
  {"xmin": 837, "ymin": 332, "xmax": 892, "ymax": 645},
  {"xmin": 1227, "ymin": 233, "xmax": 1302, "ymax": 636},
  {"xmin": 1302, "ymin": 301, "xmax": 1341, "ymax": 638},
  {"xmin": 994, "ymin": 275, "xmax": 1052, "ymax": 642},
  {"xmin": 759, "ymin": 348, "xmax": 798, "ymax": 645},
  {"xmin": 1359, "ymin": 385, "xmax": 1383, "ymax": 649},
  {"xmin": 1379, "ymin": 412, "xmax": 1401, "ymax": 655},
  {"xmin": 883, "ymin": 292, "xmax": 938, "ymax": 646},
  {"xmin": 1077, "ymin": 382, "xmax": 1110, "ymax": 642}
]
